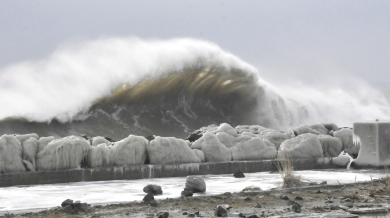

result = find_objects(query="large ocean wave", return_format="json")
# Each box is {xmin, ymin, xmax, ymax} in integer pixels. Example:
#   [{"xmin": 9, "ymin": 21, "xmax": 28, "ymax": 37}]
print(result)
[{"xmin": 0, "ymin": 37, "xmax": 389, "ymax": 139}]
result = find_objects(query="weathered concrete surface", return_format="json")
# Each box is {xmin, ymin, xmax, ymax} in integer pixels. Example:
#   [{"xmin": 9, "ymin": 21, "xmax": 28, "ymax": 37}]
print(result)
[
  {"xmin": 0, "ymin": 158, "xmax": 336, "ymax": 187},
  {"xmin": 353, "ymin": 121, "xmax": 390, "ymax": 166}
]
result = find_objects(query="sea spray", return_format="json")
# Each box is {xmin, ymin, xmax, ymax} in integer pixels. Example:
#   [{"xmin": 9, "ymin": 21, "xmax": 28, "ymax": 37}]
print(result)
[{"xmin": 0, "ymin": 37, "xmax": 389, "ymax": 138}]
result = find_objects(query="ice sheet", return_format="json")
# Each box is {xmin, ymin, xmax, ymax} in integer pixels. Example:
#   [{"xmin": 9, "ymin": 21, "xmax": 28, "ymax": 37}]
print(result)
[{"xmin": 0, "ymin": 169, "xmax": 387, "ymax": 214}]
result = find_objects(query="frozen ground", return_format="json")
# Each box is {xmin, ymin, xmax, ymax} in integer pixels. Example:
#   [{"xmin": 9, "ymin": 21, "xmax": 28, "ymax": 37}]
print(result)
[{"xmin": 0, "ymin": 169, "xmax": 388, "ymax": 214}]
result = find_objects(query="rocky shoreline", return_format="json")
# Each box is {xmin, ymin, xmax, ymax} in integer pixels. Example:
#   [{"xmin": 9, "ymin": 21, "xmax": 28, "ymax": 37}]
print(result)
[{"xmin": 3, "ymin": 177, "xmax": 390, "ymax": 218}]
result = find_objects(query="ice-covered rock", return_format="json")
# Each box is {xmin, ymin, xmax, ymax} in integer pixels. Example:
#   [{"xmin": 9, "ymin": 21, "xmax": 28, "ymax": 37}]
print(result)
[
  {"xmin": 147, "ymin": 136, "xmax": 201, "ymax": 164},
  {"xmin": 230, "ymin": 137, "xmax": 277, "ymax": 161},
  {"xmin": 317, "ymin": 135, "xmax": 343, "ymax": 157},
  {"xmin": 309, "ymin": 124, "xmax": 329, "ymax": 135},
  {"xmin": 277, "ymin": 133, "xmax": 323, "ymax": 159},
  {"xmin": 36, "ymin": 136, "xmax": 90, "ymax": 171},
  {"xmin": 322, "ymin": 123, "xmax": 338, "ymax": 132},
  {"xmin": 294, "ymin": 125, "xmax": 321, "ymax": 135},
  {"xmin": 86, "ymin": 143, "xmax": 111, "ymax": 168},
  {"xmin": 193, "ymin": 149, "xmax": 205, "ymax": 162},
  {"xmin": 38, "ymin": 136, "xmax": 55, "ymax": 152},
  {"xmin": 216, "ymin": 132, "xmax": 236, "ymax": 148},
  {"xmin": 22, "ymin": 137, "xmax": 39, "ymax": 170},
  {"xmin": 0, "ymin": 135, "xmax": 26, "ymax": 172},
  {"xmin": 235, "ymin": 125, "xmax": 266, "ymax": 134},
  {"xmin": 15, "ymin": 133, "xmax": 39, "ymax": 144},
  {"xmin": 258, "ymin": 130, "xmax": 291, "ymax": 150},
  {"xmin": 91, "ymin": 136, "xmax": 111, "ymax": 147},
  {"xmin": 111, "ymin": 135, "xmax": 148, "ymax": 166},
  {"xmin": 191, "ymin": 133, "xmax": 231, "ymax": 162},
  {"xmin": 334, "ymin": 128, "xmax": 359, "ymax": 156},
  {"xmin": 185, "ymin": 176, "xmax": 206, "ymax": 193},
  {"xmin": 332, "ymin": 153, "xmax": 351, "ymax": 167},
  {"xmin": 211, "ymin": 123, "xmax": 238, "ymax": 137}
]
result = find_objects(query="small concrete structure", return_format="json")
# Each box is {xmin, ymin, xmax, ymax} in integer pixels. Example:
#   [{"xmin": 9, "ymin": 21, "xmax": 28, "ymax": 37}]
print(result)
[{"xmin": 353, "ymin": 121, "xmax": 390, "ymax": 166}]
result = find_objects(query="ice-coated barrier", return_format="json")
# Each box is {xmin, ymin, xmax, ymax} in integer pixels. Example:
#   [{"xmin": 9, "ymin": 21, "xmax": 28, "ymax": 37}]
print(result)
[{"xmin": 353, "ymin": 121, "xmax": 390, "ymax": 166}]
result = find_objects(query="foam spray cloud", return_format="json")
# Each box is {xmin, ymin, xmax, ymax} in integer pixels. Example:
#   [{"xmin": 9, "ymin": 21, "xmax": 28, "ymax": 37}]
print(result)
[{"xmin": 0, "ymin": 37, "xmax": 388, "ymax": 138}]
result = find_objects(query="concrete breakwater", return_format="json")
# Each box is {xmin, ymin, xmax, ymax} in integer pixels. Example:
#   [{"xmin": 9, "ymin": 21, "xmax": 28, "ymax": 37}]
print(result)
[{"xmin": 0, "ymin": 158, "xmax": 337, "ymax": 187}]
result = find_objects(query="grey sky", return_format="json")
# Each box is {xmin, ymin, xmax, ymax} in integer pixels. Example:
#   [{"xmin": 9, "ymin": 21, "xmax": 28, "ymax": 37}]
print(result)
[{"xmin": 0, "ymin": 0, "xmax": 389, "ymax": 85}]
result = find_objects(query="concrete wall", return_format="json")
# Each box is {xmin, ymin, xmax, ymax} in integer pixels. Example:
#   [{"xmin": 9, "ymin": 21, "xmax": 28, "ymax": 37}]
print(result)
[{"xmin": 0, "ymin": 158, "xmax": 336, "ymax": 187}]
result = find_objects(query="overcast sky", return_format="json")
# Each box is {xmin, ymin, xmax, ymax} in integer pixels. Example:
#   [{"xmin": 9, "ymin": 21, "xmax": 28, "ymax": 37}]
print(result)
[{"xmin": 0, "ymin": 0, "xmax": 389, "ymax": 85}]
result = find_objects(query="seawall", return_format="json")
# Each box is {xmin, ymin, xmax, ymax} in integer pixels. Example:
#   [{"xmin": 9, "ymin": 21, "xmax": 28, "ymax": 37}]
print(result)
[{"xmin": 0, "ymin": 158, "xmax": 337, "ymax": 187}]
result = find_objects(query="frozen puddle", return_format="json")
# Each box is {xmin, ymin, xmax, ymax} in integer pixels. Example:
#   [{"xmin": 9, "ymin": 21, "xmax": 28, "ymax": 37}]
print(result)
[{"xmin": 0, "ymin": 169, "xmax": 388, "ymax": 213}]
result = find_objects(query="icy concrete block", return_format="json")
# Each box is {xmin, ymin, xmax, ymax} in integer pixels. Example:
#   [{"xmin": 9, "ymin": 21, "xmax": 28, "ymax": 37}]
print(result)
[{"xmin": 353, "ymin": 121, "xmax": 390, "ymax": 166}]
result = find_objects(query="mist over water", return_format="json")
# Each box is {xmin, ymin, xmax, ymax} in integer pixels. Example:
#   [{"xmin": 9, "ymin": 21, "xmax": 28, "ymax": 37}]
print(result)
[{"xmin": 0, "ymin": 37, "xmax": 389, "ymax": 138}]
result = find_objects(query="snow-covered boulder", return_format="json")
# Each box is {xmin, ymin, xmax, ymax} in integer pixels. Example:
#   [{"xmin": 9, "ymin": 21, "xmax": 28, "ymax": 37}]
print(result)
[
  {"xmin": 22, "ymin": 137, "xmax": 39, "ymax": 171},
  {"xmin": 91, "ymin": 136, "xmax": 111, "ymax": 147},
  {"xmin": 230, "ymin": 137, "xmax": 277, "ymax": 161},
  {"xmin": 294, "ymin": 125, "xmax": 321, "ymax": 135},
  {"xmin": 322, "ymin": 123, "xmax": 338, "ymax": 132},
  {"xmin": 258, "ymin": 130, "xmax": 291, "ymax": 150},
  {"xmin": 147, "ymin": 136, "xmax": 201, "ymax": 164},
  {"xmin": 0, "ymin": 135, "xmax": 25, "ymax": 172},
  {"xmin": 334, "ymin": 128, "xmax": 359, "ymax": 156},
  {"xmin": 309, "ymin": 124, "xmax": 329, "ymax": 135},
  {"xmin": 277, "ymin": 133, "xmax": 323, "ymax": 159},
  {"xmin": 211, "ymin": 123, "xmax": 238, "ymax": 137},
  {"xmin": 38, "ymin": 136, "xmax": 55, "ymax": 152},
  {"xmin": 235, "ymin": 125, "xmax": 266, "ymax": 135},
  {"xmin": 111, "ymin": 135, "xmax": 148, "ymax": 166},
  {"xmin": 191, "ymin": 133, "xmax": 231, "ymax": 162},
  {"xmin": 36, "ymin": 136, "xmax": 90, "ymax": 171},
  {"xmin": 317, "ymin": 135, "xmax": 343, "ymax": 157},
  {"xmin": 332, "ymin": 154, "xmax": 351, "ymax": 167},
  {"xmin": 193, "ymin": 149, "xmax": 205, "ymax": 162},
  {"xmin": 15, "ymin": 133, "xmax": 39, "ymax": 144},
  {"xmin": 87, "ymin": 144, "xmax": 111, "ymax": 168}
]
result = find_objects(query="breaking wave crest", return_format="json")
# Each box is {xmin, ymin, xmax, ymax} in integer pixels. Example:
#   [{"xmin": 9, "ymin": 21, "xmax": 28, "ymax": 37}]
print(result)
[{"xmin": 0, "ymin": 37, "xmax": 389, "ymax": 139}]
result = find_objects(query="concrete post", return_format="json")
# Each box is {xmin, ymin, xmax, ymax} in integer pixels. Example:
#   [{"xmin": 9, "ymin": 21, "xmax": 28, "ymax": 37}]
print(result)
[{"xmin": 353, "ymin": 121, "xmax": 390, "ymax": 166}]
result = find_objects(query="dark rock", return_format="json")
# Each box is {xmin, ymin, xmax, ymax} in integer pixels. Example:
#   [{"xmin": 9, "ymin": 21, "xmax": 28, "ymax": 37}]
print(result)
[
  {"xmin": 325, "ymin": 200, "xmax": 334, "ymax": 204},
  {"xmin": 158, "ymin": 212, "xmax": 169, "ymax": 218},
  {"xmin": 281, "ymin": 195, "xmax": 289, "ymax": 200},
  {"xmin": 61, "ymin": 199, "xmax": 73, "ymax": 208},
  {"xmin": 321, "ymin": 181, "xmax": 327, "ymax": 185},
  {"xmin": 181, "ymin": 190, "xmax": 193, "ymax": 197},
  {"xmin": 63, "ymin": 205, "xmax": 75, "ymax": 214},
  {"xmin": 242, "ymin": 186, "xmax": 261, "ymax": 192},
  {"xmin": 254, "ymin": 203, "xmax": 262, "ymax": 208},
  {"xmin": 186, "ymin": 131, "xmax": 203, "ymax": 142},
  {"xmin": 244, "ymin": 197, "xmax": 252, "ymax": 201},
  {"xmin": 182, "ymin": 212, "xmax": 188, "ymax": 215},
  {"xmin": 73, "ymin": 201, "xmax": 89, "ymax": 212},
  {"xmin": 295, "ymin": 196, "xmax": 303, "ymax": 200},
  {"xmin": 316, "ymin": 190, "xmax": 323, "ymax": 194},
  {"xmin": 145, "ymin": 135, "xmax": 155, "ymax": 141},
  {"xmin": 289, "ymin": 201, "xmax": 301, "ymax": 213},
  {"xmin": 239, "ymin": 213, "xmax": 246, "ymax": 217},
  {"xmin": 233, "ymin": 169, "xmax": 245, "ymax": 178},
  {"xmin": 194, "ymin": 211, "xmax": 200, "ymax": 215},
  {"xmin": 214, "ymin": 205, "xmax": 228, "ymax": 217},
  {"xmin": 143, "ymin": 193, "xmax": 154, "ymax": 202},
  {"xmin": 149, "ymin": 200, "xmax": 158, "ymax": 207},
  {"xmin": 185, "ymin": 176, "xmax": 206, "ymax": 193},
  {"xmin": 143, "ymin": 184, "xmax": 163, "ymax": 195},
  {"xmin": 247, "ymin": 215, "xmax": 259, "ymax": 218},
  {"xmin": 104, "ymin": 136, "xmax": 115, "ymax": 142},
  {"xmin": 80, "ymin": 134, "xmax": 88, "ymax": 140},
  {"xmin": 187, "ymin": 214, "xmax": 195, "ymax": 217}
]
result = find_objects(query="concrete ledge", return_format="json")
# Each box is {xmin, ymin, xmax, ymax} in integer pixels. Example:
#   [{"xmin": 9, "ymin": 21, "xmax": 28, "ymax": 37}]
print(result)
[{"xmin": 0, "ymin": 158, "xmax": 336, "ymax": 187}]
